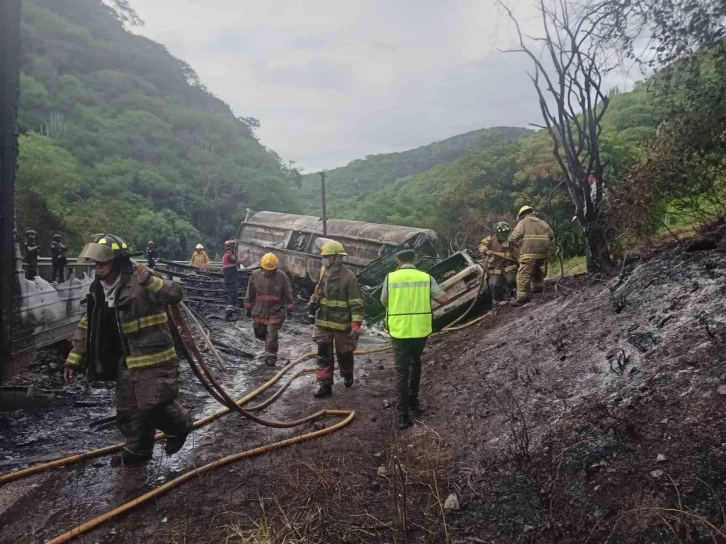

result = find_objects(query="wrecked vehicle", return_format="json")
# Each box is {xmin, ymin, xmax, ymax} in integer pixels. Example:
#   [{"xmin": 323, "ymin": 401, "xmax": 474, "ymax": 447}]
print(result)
[
  {"xmin": 236, "ymin": 211, "xmax": 489, "ymax": 331},
  {"xmin": 235, "ymin": 211, "xmax": 438, "ymax": 283},
  {"xmin": 8, "ymin": 247, "xmax": 94, "ymax": 373},
  {"xmin": 360, "ymin": 250, "xmax": 488, "ymax": 332}
]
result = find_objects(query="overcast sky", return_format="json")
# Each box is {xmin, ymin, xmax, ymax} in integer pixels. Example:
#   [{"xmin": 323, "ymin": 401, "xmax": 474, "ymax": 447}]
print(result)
[{"xmin": 131, "ymin": 1, "xmax": 621, "ymax": 172}]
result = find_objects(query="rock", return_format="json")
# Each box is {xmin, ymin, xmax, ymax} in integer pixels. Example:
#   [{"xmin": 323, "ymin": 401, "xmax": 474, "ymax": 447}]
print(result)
[
  {"xmin": 382, "ymin": 400, "xmax": 392, "ymax": 409},
  {"xmin": 312, "ymin": 422, "xmax": 326, "ymax": 431},
  {"xmin": 444, "ymin": 493, "xmax": 460, "ymax": 511},
  {"xmin": 656, "ymin": 454, "xmax": 668, "ymax": 463},
  {"xmin": 373, "ymin": 452, "xmax": 382, "ymax": 458},
  {"xmin": 650, "ymin": 470, "xmax": 664, "ymax": 478},
  {"xmin": 660, "ymin": 418, "xmax": 669, "ymax": 424},
  {"xmin": 377, "ymin": 364, "xmax": 385, "ymax": 370},
  {"xmin": 161, "ymin": 517, "xmax": 168, "ymax": 523},
  {"xmin": 523, "ymin": 525, "xmax": 535, "ymax": 533},
  {"xmin": 717, "ymin": 385, "xmax": 726, "ymax": 396},
  {"xmin": 377, "ymin": 465, "xmax": 388, "ymax": 477},
  {"xmin": 370, "ymin": 416, "xmax": 378, "ymax": 422},
  {"xmin": 25, "ymin": 385, "xmax": 37, "ymax": 398},
  {"xmin": 365, "ymin": 358, "xmax": 373, "ymax": 365}
]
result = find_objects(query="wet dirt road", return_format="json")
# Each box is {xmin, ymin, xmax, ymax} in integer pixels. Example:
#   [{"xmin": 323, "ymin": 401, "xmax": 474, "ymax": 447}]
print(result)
[{"xmin": 0, "ymin": 302, "xmax": 391, "ymax": 544}]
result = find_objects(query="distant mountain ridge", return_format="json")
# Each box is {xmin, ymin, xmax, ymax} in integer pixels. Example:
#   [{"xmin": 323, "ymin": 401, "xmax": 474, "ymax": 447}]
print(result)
[{"xmin": 298, "ymin": 126, "xmax": 533, "ymax": 215}]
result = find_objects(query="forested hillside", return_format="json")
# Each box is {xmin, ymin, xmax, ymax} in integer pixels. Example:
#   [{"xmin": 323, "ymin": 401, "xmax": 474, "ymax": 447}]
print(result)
[
  {"xmin": 16, "ymin": 0, "xmax": 301, "ymax": 259},
  {"xmin": 310, "ymin": 86, "xmax": 658, "ymax": 258},
  {"xmin": 298, "ymin": 126, "xmax": 532, "ymax": 216}
]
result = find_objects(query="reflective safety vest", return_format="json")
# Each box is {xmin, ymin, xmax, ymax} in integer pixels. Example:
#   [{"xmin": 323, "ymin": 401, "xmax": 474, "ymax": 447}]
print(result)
[{"xmin": 385, "ymin": 268, "xmax": 433, "ymax": 339}]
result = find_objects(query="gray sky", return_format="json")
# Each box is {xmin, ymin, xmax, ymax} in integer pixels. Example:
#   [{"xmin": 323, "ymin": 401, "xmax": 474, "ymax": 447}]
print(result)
[{"xmin": 130, "ymin": 1, "xmax": 579, "ymax": 171}]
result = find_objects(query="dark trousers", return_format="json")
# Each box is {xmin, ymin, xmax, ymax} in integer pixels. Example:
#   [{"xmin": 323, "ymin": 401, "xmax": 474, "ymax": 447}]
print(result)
[
  {"xmin": 51, "ymin": 258, "xmax": 66, "ymax": 283},
  {"xmin": 224, "ymin": 281, "xmax": 238, "ymax": 310},
  {"xmin": 115, "ymin": 362, "xmax": 193, "ymax": 456},
  {"xmin": 25, "ymin": 265, "xmax": 37, "ymax": 280},
  {"xmin": 392, "ymin": 337, "xmax": 428, "ymax": 415}
]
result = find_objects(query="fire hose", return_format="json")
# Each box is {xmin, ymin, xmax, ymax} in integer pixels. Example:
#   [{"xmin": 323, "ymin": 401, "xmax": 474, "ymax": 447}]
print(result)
[{"xmin": 0, "ymin": 302, "xmax": 492, "ymax": 543}]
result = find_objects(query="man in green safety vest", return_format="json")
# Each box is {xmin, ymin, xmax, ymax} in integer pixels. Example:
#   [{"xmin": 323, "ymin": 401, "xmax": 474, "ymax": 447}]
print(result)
[{"xmin": 381, "ymin": 244, "xmax": 449, "ymax": 430}]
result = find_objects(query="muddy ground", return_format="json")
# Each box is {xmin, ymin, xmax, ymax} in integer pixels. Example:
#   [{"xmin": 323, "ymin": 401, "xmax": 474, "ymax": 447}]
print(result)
[{"xmin": 0, "ymin": 238, "xmax": 725, "ymax": 543}]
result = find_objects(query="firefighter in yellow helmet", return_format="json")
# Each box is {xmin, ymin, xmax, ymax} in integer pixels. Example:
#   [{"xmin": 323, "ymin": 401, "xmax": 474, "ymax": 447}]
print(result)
[
  {"xmin": 478, "ymin": 222, "xmax": 518, "ymax": 303},
  {"xmin": 64, "ymin": 234, "xmax": 192, "ymax": 467},
  {"xmin": 244, "ymin": 252, "xmax": 294, "ymax": 366},
  {"xmin": 310, "ymin": 240, "xmax": 364, "ymax": 398},
  {"xmin": 509, "ymin": 206, "xmax": 554, "ymax": 306}
]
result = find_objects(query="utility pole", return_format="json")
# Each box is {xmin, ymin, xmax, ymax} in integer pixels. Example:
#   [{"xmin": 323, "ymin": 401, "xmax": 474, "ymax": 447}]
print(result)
[
  {"xmin": 0, "ymin": 0, "xmax": 21, "ymax": 371},
  {"xmin": 319, "ymin": 171, "xmax": 328, "ymax": 236}
]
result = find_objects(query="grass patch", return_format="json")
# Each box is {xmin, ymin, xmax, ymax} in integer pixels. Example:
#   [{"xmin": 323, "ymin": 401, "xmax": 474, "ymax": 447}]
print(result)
[{"xmin": 547, "ymin": 256, "xmax": 587, "ymax": 277}]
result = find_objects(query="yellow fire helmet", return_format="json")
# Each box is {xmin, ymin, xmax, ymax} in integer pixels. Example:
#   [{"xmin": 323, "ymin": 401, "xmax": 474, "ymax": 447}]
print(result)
[
  {"xmin": 78, "ymin": 234, "xmax": 129, "ymax": 262},
  {"xmin": 320, "ymin": 240, "xmax": 347, "ymax": 256},
  {"xmin": 260, "ymin": 252, "xmax": 279, "ymax": 270},
  {"xmin": 518, "ymin": 205, "xmax": 534, "ymax": 218}
]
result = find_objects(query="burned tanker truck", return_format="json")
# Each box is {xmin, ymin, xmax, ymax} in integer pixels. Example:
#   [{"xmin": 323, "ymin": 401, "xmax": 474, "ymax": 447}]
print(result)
[{"xmin": 235, "ymin": 211, "xmax": 489, "ymax": 331}]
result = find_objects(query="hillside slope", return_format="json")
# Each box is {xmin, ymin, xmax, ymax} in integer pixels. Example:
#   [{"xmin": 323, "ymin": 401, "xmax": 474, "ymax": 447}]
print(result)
[
  {"xmin": 299, "ymin": 126, "xmax": 532, "ymax": 216},
  {"xmin": 16, "ymin": 0, "xmax": 300, "ymax": 257}
]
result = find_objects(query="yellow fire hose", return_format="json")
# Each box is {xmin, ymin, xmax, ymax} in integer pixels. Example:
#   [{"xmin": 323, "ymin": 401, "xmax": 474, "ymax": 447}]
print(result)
[{"xmin": 0, "ymin": 302, "xmax": 491, "ymax": 543}]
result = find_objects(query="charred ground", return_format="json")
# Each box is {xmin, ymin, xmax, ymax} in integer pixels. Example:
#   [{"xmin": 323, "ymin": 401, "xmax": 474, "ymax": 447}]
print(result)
[{"xmin": 0, "ymin": 233, "xmax": 724, "ymax": 543}]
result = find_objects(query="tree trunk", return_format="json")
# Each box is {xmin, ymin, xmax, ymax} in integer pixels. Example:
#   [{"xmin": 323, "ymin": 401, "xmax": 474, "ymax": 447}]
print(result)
[{"xmin": 584, "ymin": 221, "xmax": 618, "ymax": 276}]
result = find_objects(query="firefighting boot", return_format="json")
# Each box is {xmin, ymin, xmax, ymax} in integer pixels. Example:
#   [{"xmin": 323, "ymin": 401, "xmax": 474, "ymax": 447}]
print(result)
[
  {"xmin": 164, "ymin": 431, "xmax": 190, "ymax": 455},
  {"xmin": 510, "ymin": 298, "xmax": 531, "ymax": 307},
  {"xmin": 264, "ymin": 355, "xmax": 277, "ymax": 367},
  {"xmin": 314, "ymin": 383, "xmax": 333, "ymax": 398},
  {"xmin": 397, "ymin": 411, "xmax": 412, "ymax": 430},
  {"xmin": 409, "ymin": 396, "xmax": 423, "ymax": 416},
  {"xmin": 225, "ymin": 308, "xmax": 236, "ymax": 321},
  {"xmin": 110, "ymin": 448, "xmax": 152, "ymax": 467}
]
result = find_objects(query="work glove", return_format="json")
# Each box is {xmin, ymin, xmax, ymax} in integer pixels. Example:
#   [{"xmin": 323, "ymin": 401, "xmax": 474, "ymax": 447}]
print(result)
[
  {"xmin": 306, "ymin": 301, "xmax": 320, "ymax": 325},
  {"xmin": 245, "ymin": 308, "xmax": 252, "ymax": 318},
  {"xmin": 349, "ymin": 322, "xmax": 362, "ymax": 339},
  {"xmin": 134, "ymin": 264, "xmax": 151, "ymax": 285}
]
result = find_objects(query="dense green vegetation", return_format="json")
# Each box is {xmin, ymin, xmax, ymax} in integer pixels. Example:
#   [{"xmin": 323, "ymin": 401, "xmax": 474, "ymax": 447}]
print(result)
[
  {"xmin": 16, "ymin": 0, "xmax": 301, "ymax": 259},
  {"xmin": 298, "ymin": 127, "xmax": 532, "ymax": 217},
  {"xmin": 305, "ymin": 85, "xmax": 658, "ymax": 258}
]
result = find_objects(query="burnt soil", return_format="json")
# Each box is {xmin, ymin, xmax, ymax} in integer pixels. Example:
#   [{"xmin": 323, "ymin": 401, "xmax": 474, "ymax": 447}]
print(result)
[{"xmin": 0, "ymin": 237, "xmax": 725, "ymax": 543}]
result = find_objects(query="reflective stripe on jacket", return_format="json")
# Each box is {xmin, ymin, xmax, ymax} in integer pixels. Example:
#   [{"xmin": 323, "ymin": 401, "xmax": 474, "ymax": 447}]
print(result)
[
  {"xmin": 478, "ymin": 235, "xmax": 518, "ymax": 274},
  {"xmin": 509, "ymin": 215, "xmax": 554, "ymax": 262},
  {"xmin": 314, "ymin": 264, "xmax": 363, "ymax": 331},
  {"xmin": 385, "ymin": 267, "xmax": 433, "ymax": 339},
  {"xmin": 65, "ymin": 268, "xmax": 183, "ymax": 372},
  {"xmin": 244, "ymin": 269, "xmax": 294, "ymax": 324}
]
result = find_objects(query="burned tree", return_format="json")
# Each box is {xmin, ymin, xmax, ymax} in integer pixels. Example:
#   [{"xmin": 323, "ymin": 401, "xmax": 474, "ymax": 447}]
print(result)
[{"xmin": 500, "ymin": 0, "xmax": 619, "ymax": 275}]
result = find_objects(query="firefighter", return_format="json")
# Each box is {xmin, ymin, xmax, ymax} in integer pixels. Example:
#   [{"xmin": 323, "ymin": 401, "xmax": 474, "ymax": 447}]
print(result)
[
  {"xmin": 24, "ymin": 228, "xmax": 38, "ymax": 280},
  {"xmin": 145, "ymin": 240, "xmax": 157, "ymax": 269},
  {"xmin": 244, "ymin": 252, "xmax": 294, "ymax": 366},
  {"xmin": 222, "ymin": 240, "xmax": 239, "ymax": 321},
  {"xmin": 381, "ymin": 244, "xmax": 449, "ymax": 429},
  {"xmin": 50, "ymin": 233, "xmax": 67, "ymax": 285},
  {"xmin": 509, "ymin": 205, "xmax": 554, "ymax": 306},
  {"xmin": 478, "ymin": 222, "xmax": 518, "ymax": 303},
  {"xmin": 190, "ymin": 244, "xmax": 210, "ymax": 270},
  {"xmin": 310, "ymin": 240, "xmax": 364, "ymax": 398},
  {"xmin": 63, "ymin": 234, "xmax": 192, "ymax": 467}
]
